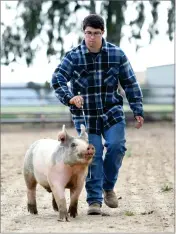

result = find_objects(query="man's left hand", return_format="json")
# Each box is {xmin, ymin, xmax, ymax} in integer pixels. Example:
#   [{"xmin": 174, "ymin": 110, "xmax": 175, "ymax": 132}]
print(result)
[{"xmin": 135, "ymin": 116, "xmax": 144, "ymax": 129}]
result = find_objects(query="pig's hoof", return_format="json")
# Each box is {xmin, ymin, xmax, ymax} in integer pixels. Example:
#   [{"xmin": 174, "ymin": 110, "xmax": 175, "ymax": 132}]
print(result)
[
  {"xmin": 58, "ymin": 210, "xmax": 69, "ymax": 222},
  {"xmin": 68, "ymin": 206, "xmax": 78, "ymax": 218},
  {"xmin": 58, "ymin": 217, "xmax": 70, "ymax": 222},
  {"xmin": 52, "ymin": 198, "xmax": 59, "ymax": 211},
  {"xmin": 28, "ymin": 203, "xmax": 38, "ymax": 214}
]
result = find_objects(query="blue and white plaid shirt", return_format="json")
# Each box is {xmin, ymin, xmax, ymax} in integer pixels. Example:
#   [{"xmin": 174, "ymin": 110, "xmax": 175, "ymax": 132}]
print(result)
[{"xmin": 51, "ymin": 38, "xmax": 144, "ymax": 134}]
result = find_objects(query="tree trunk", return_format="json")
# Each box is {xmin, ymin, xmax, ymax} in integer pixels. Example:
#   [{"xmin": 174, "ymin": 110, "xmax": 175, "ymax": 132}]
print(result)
[
  {"xmin": 90, "ymin": 0, "xmax": 96, "ymax": 13},
  {"xmin": 106, "ymin": 1, "xmax": 126, "ymax": 46}
]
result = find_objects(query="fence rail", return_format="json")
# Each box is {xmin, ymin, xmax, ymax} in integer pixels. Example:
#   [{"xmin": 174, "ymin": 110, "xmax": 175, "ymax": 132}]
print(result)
[{"xmin": 1, "ymin": 85, "xmax": 174, "ymax": 124}]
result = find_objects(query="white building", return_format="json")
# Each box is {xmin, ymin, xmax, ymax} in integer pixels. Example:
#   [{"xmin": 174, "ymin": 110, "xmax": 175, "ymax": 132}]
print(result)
[{"xmin": 145, "ymin": 64, "xmax": 174, "ymax": 104}]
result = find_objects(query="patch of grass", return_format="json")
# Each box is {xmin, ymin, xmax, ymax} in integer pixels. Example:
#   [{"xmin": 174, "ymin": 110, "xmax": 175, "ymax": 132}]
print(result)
[
  {"xmin": 1, "ymin": 104, "xmax": 174, "ymax": 113},
  {"xmin": 1, "ymin": 105, "xmax": 68, "ymax": 113},
  {"xmin": 1, "ymin": 114, "xmax": 18, "ymax": 119},
  {"xmin": 124, "ymin": 104, "xmax": 173, "ymax": 112},
  {"xmin": 125, "ymin": 146, "xmax": 132, "ymax": 157},
  {"xmin": 124, "ymin": 211, "xmax": 135, "ymax": 216},
  {"xmin": 161, "ymin": 184, "xmax": 173, "ymax": 192}
]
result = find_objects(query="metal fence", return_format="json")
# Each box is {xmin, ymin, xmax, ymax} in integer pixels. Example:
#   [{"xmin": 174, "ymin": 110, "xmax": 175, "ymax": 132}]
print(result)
[{"xmin": 1, "ymin": 86, "xmax": 174, "ymax": 125}]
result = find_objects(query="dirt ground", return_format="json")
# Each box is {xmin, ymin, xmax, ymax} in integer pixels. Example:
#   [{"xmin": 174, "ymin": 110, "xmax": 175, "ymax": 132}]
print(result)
[{"xmin": 1, "ymin": 122, "xmax": 175, "ymax": 233}]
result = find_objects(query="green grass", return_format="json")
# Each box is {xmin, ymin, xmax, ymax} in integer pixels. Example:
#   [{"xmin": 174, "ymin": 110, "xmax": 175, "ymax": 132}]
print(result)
[
  {"xmin": 125, "ymin": 145, "xmax": 132, "ymax": 157},
  {"xmin": 124, "ymin": 211, "xmax": 135, "ymax": 216},
  {"xmin": 1, "ymin": 104, "xmax": 173, "ymax": 113},
  {"xmin": 1, "ymin": 105, "xmax": 68, "ymax": 113},
  {"xmin": 1, "ymin": 113, "xmax": 18, "ymax": 119},
  {"xmin": 161, "ymin": 184, "xmax": 173, "ymax": 192},
  {"xmin": 124, "ymin": 104, "xmax": 173, "ymax": 112}
]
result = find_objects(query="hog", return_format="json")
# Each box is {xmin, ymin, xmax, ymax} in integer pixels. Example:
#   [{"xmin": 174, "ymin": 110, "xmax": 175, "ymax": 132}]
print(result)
[{"xmin": 23, "ymin": 124, "xmax": 95, "ymax": 221}]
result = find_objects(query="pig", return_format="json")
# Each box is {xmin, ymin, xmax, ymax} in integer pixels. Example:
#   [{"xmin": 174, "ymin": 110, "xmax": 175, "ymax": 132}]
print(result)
[{"xmin": 23, "ymin": 124, "xmax": 95, "ymax": 221}]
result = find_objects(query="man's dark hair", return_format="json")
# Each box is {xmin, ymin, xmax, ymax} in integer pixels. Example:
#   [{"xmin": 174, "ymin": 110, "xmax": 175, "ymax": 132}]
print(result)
[{"xmin": 83, "ymin": 14, "xmax": 104, "ymax": 31}]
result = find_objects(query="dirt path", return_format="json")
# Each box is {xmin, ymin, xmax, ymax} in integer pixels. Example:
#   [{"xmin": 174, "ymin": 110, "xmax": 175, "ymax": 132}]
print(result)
[{"xmin": 1, "ymin": 122, "xmax": 174, "ymax": 233}]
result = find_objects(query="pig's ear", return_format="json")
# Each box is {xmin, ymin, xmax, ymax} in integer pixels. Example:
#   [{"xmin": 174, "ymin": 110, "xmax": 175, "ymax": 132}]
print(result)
[
  {"xmin": 58, "ymin": 125, "xmax": 71, "ymax": 143},
  {"xmin": 79, "ymin": 124, "xmax": 88, "ymax": 141}
]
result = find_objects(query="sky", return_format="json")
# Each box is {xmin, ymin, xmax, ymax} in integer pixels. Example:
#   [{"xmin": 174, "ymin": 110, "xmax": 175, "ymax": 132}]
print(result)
[{"xmin": 1, "ymin": 1, "xmax": 174, "ymax": 84}]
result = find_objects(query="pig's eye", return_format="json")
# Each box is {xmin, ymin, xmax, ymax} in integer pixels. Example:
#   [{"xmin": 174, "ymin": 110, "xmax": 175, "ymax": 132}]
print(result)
[{"xmin": 71, "ymin": 142, "xmax": 76, "ymax": 148}]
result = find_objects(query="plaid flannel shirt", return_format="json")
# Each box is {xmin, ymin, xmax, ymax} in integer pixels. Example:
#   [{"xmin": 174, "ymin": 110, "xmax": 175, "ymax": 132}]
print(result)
[{"xmin": 51, "ymin": 38, "xmax": 144, "ymax": 135}]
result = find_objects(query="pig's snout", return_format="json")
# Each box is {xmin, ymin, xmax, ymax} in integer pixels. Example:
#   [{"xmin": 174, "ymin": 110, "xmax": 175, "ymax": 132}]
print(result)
[
  {"xmin": 87, "ymin": 144, "xmax": 95, "ymax": 156},
  {"xmin": 84, "ymin": 144, "xmax": 95, "ymax": 161},
  {"xmin": 78, "ymin": 144, "xmax": 95, "ymax": 163}
]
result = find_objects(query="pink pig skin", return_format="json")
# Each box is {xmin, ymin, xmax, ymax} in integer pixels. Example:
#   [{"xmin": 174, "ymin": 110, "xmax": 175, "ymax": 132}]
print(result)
[{"xmin": 23, "ymin": 125, "xmax": 95, "ymax": 221}]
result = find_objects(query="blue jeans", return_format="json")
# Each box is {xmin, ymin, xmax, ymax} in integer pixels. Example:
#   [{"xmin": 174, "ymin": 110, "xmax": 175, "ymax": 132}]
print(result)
[{"xmin": 75, "ymin": 119, "xmax": 126, "ymax": 205}]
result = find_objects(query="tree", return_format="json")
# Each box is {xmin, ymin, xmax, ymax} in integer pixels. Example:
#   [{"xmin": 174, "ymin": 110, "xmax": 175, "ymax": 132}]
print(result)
[
  {"xmin": 1, "ymin": 0, "xmax": 89, "ymax": 66},
  {"xmin": 43, "ymin": 81, "xmax": 52, "ymax": 96},
  {"xmin": 27, "ymin": 81, "xmax": 52, "ymax": 99},
  {"xmin": 102, "ymin": 0, "xmax": 175, "ymax": 50},
  {"xmin": 27, "ymin": 81, "xmax": 42, "ymax": 99},
  {"xmin": 102, "ymin": 1, "xmax": 127, "ymax": 46},
  {"xmin": 1, "ymin": 0, "xmax": 175, "ymax": 67}
]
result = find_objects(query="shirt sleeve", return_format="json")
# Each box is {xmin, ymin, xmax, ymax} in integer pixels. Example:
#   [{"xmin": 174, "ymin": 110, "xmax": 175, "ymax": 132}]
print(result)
[
  {"xmin": 51, "ymin": 52, "xmax": 74, "ymax": 106},
  {"xmin": 119, "ymin": 49, "xmax": 144, "ymax": 118}
]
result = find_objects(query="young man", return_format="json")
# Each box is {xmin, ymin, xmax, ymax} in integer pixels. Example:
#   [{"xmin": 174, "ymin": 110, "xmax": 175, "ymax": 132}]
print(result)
[{"xmin": 51, "ymin": 14, "xmax": 144, "ymax": 215}]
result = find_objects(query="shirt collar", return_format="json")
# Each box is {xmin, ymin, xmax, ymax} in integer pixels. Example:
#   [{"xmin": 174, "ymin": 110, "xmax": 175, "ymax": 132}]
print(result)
[{"xmin": 81, "ymin": 38, "xmax": 108, "ymax": 55}]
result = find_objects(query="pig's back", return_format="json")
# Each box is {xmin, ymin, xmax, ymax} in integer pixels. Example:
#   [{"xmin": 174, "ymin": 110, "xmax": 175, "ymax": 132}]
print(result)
[
  {"xmin": 26, "ymin": 139, "xmax": 60, "ymax": 178},
  {"xmin": 32, "ymin": 139, "xmax": 60, "ymax": 168},
  {"xmin": 24, "ymin": 139, "xmax": 61, "ymax": 188},
  {"xmin": 33, "ymin": 139, "xmax": 59, "ymax": 157}
]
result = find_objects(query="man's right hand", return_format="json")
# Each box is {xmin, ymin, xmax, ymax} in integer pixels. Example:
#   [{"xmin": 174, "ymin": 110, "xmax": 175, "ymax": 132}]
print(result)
[{"xmin": 69, "ymin": 95, "xmax": 84, "ymax": 108}]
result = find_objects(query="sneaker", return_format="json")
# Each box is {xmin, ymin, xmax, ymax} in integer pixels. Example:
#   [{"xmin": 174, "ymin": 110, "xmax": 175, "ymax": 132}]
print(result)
[
  {"xmin": 103, "ymin": 190, "xmax": 118, "ymax": 208},
  {"xmin": 87, "ymin": 203, "xmax": 102, "ymax": 215}
]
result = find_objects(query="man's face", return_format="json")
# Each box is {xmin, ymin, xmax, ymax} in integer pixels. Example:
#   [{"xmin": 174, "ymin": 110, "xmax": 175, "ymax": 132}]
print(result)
[{"xmin": 84, "ymin": 26, "xmax": 104, "ymax": 48}]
